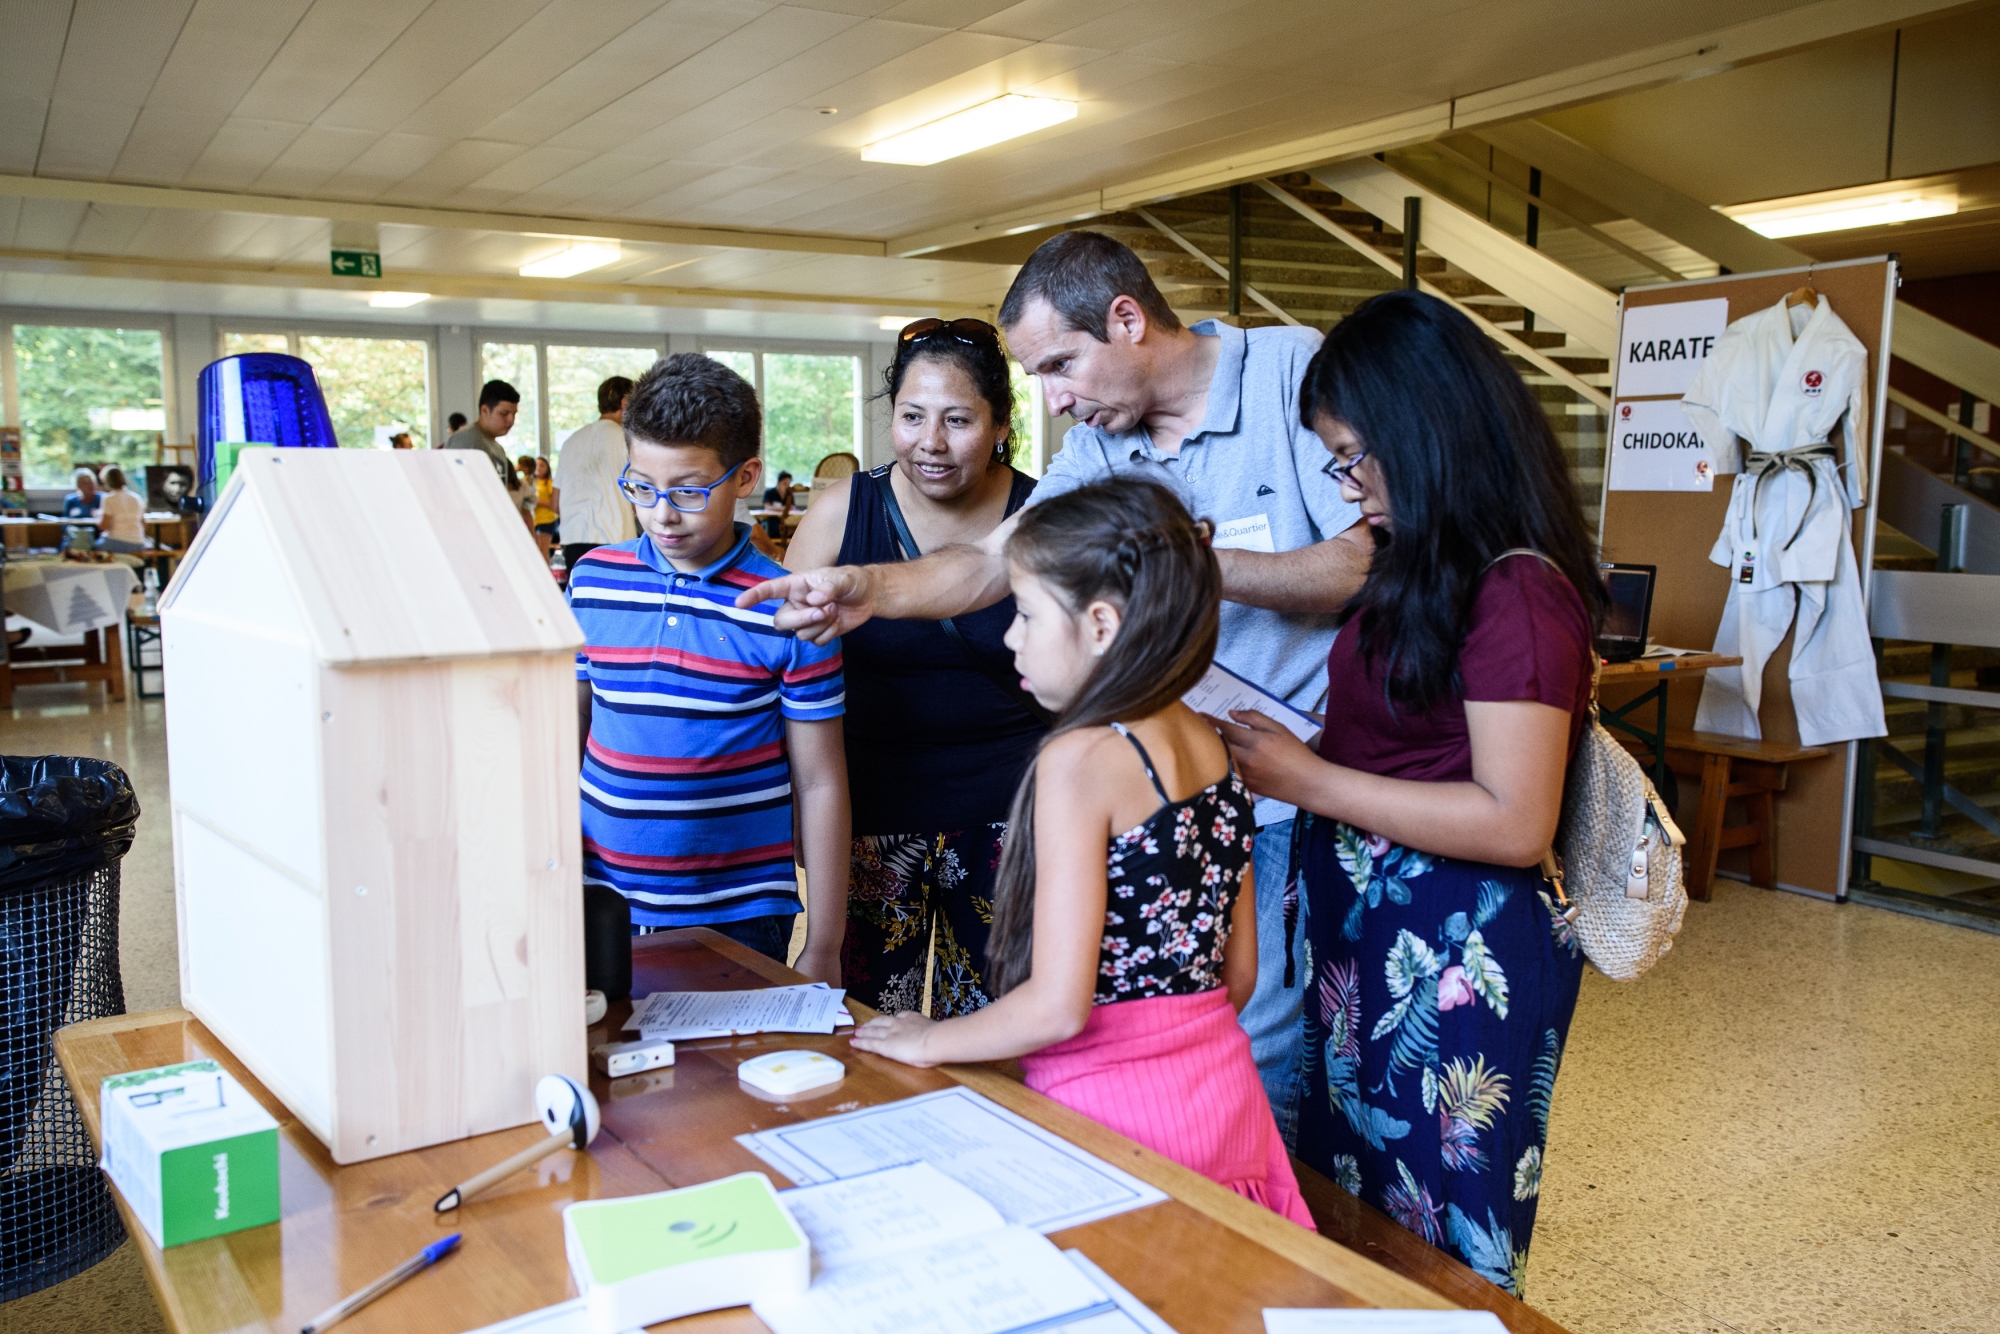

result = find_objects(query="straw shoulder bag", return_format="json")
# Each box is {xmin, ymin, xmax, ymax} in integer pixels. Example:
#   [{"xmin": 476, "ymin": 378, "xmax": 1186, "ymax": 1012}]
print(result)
[{"xmin": 1488, "ymin": 551, "xmax": 1689, "ymax": 980}]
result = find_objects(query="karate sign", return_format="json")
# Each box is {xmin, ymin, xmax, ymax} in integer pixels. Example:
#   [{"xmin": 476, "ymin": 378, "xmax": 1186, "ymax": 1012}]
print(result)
[
  {"xmin": 1615, "ymin": 297, "xmax": 1729, "ymax": 397},
  {"xmin": 1609, "ymin": 399, "xmax": 1713, "ymax": 492}
]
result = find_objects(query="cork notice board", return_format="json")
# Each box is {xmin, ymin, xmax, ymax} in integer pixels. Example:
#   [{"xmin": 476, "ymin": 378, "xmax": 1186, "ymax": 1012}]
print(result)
[{"xmin": 1600, "ymin": 257, "xmax": 1896, "ymax": 898}]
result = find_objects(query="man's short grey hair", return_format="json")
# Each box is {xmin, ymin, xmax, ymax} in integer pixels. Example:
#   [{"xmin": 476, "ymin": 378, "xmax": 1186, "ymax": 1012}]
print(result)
[
  {"xmin": 998, "ymin": 231, "xmax": 1182, "ymax": 343},
  {"xmin": 73, "ymin": 467, "xmax": 96, "ymax": 485}
]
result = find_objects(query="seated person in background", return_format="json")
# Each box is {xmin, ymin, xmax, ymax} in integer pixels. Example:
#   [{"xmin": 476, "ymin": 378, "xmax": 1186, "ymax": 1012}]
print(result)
[
  {"xmin": 566, "ymin": 353, "xmax": 849, "ymax": 980},
  {"xmin": 447, "ymin": 412, "xmax": 468, "ymax": 433},
  {"xmin": 61, "ymin": 466, "xmax": 100, "ymax": 545},
  {"xmin": 852, "ymin": 478, "xmax": 1313, "ymax": 1229},
  {"xmin": 763, "ymin": 470, "xmax": 796, "ymax": 511},
  {"xmin": 95, "ymin": 466, "xmax": 146, "ymax": 554},
  {"xmin": 389, "ymin": 432, "xmax": 414, "ymax": 449}
]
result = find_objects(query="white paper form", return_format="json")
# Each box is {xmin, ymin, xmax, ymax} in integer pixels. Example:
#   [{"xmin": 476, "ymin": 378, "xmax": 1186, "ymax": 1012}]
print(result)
[
  {"xmin": 781, "ymin": 1164, "xmax": 1005, "ymax": 1270},
  {"xmin": 737, "ymin": 1086, "xmax": 1168, "ymax": 1233},
  {"xmin": 457, "ymin": 1298, "xmax": 638, "ymax": 1334},
  {"xmin": 1182, "ymin": 662, "xmax": 1322, "ymax": 743},
  {"xmin": 752, "ymin": 1226, "xmax": 1118, "ymax": 1334},
  {"xmin": 1263, "ymin": 1312, "xmax": 1507, "ymax": 1334},
  {"xmin": 623, "ymin": 983, "xmax": 848, "ymax": 1040}
]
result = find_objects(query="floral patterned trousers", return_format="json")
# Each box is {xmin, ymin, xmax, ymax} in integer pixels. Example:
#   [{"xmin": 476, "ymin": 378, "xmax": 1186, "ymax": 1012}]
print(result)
[
  {"xmin": 1295, "ymin": 816, "xmax": 1585, "ymax": 1296},
  {"xmin": 841, "ymin": 826, "xmax": 1005, "ymax": 1018}
]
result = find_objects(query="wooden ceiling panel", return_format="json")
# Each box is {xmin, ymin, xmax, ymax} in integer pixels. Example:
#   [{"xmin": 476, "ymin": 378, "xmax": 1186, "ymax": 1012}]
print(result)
[
  {"xmin": 313, "ymin": 131, "xmax": 453, "ymax": 199},
  {"xmin": 49, "ymin": 0, "xmax": 195, "ymax": 100},
  {"xmin": 452, "ymin": 146, "xmax": 601, "ymax": 210},
  {"xmin": 182, "ymin": 118, "xmax": 313, "ymax": 190},
  {"xmin": 0, "ymin": 0, "xmax": 71, "ymax": 97},
  {"xmin": 36, "ymin": 99, "xmax": 143, "ymax": 179},
  {"xmin": 251, "ymin": 123, "xmax": 382, "ymax": 195},
  {"xmin": 68, "ymin": 201, "xmax": 151, "ymax": 254},
  {"xmin": 115, "ymin": 107, "xmax": 237, "ymax": 184},
  {"xmin": 0, "ymin": 98, "xmax": 49, "ymax": 175},
  {"xmin": 379, "ymin": 139, "xmax": 523, "ymax": 204},
  {"xmin": 877, "ymin": 0, "xmax": 1022, "ymax": 27},
  {"xmin": 232, "ymin": 0, "xmax": 431, "ymax": 124},
  {"xmin": 498, "ymin": 153, "xmax": 667, "ymax": 214},
  {"xmin": 314, "ymin": 0, "xmax": 548, "ymax": 134},
  {"xmin": 12, "ymin": 197, "xmax": 89, "ymax": 252},
  {"xmin": 966, "ymin": 0, "xmax": 1139, "ymax": 44}
]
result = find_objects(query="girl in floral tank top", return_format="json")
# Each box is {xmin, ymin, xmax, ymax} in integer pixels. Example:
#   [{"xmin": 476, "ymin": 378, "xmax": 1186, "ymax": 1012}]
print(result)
[{"xmin": 853, "ymin": 479, "xmax": 1313, "ymax": 1228}]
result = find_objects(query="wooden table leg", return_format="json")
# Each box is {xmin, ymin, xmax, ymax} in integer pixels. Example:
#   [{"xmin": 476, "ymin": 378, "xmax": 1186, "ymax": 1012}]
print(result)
[
  {"xmin": 105, "ymin": 623, "xmax": 126, "ymax": 702},
  {"xmin": 1685, "ymin": 753, "xmax": 1732, "ymax": 901}
]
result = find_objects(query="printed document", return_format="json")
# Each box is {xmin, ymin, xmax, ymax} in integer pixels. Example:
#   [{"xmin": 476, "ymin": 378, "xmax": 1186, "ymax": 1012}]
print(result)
[
  {"xmin": 1183, "ymin": 662, "xmax": 1322, "ymax": 743},
  {"xmin": 737, "ymin": 1086, "xmax": 1168, "ymax": 1233},
  {"xmin": 624, "ymin": 983, "xmax": 849, "ymax": 1040}
]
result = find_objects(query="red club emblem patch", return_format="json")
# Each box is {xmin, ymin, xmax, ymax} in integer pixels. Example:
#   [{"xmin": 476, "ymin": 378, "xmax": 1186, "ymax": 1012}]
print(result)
[
  {"xmin": 1802, "ymin": 369, "xmax": 1824, "ymax": 397},
  {"xmin": 1620, "ymin": 403, "xmax": 1633, "ymax": 419}
]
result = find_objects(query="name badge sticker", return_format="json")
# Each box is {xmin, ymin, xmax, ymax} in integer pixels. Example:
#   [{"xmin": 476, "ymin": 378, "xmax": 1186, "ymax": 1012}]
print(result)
[{"xmin": 1212, "ymin": 513, "xmax": 1275, "ymax": 552}]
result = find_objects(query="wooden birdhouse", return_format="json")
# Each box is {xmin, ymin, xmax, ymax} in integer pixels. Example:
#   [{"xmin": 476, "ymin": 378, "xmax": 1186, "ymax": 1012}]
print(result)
[{"xmin": 160, "ymin": 448, "xmax": 587, "ymax": 1164}]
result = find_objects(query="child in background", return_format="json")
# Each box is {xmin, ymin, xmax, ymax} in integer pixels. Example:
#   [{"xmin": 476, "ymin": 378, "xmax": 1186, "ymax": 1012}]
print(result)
[
  {"xmin": 532, "ymin": 456, "xmax": 558, "ymax": 559},
  {"xmin": 567, "ymin": 354, "xmax": 850, "ymax": 980},
  {"xmin": 851, "ymin": 479, "xmax": 1312, "ymax": 1226}
]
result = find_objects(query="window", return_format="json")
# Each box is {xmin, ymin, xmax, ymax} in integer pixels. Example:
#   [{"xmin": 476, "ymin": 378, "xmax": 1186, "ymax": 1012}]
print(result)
[
  {"xmin": 547, "ymin": 345, "xmax": 657, "ymax": 455},
  {"xmin": 1010, "ymin": 362, "xmax": 1044, "ymax": 476},
  {"xmin": 702, "ymin": 348, "xmax": 863, "ymax": 482},
  {"xmin": 217, "ymin": 329, "xmax": 433, "ymax": 449},
  {"xmin": 298, "ymin": 336, "xmax": 431, "ymax": 449},
  {"xmin": 13, "ymin": 325, "xmax": 166, "ymax": 488},
  {"xmin": 479, "ymin": 343, "xmax": 540, "ymax": 455}
]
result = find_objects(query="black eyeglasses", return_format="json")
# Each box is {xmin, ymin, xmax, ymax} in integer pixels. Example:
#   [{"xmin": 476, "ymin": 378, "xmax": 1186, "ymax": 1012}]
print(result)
[
  {"xmin": 1321, "ymin": 449, "xmax": 1369, "ymax": 485},
  {"xmin": 897, "ymin": 317, "xmax": 1002, "ymax": 349}
]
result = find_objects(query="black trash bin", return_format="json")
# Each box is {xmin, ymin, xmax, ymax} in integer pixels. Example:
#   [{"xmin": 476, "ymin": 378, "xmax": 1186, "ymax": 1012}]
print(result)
[{"xmin": 0, "ymin": 755, "xmax": 139, "ymax": 1301}]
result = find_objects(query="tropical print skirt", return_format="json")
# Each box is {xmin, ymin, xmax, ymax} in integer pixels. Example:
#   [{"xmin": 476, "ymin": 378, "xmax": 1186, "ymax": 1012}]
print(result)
[
  {"xmin": 1295, "ymin": 816, "xmax": 1585, "ymax": 1296},
  {"xmin": 841, "ymin": 825, "xmax": 1004, "ymax": 1018}
]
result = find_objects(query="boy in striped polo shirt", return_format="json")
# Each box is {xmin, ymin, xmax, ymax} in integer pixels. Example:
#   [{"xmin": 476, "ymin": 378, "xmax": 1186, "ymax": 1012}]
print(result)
[{"xmin": 569, "ymin": 354, "xmax": 848, "ymax": 980}]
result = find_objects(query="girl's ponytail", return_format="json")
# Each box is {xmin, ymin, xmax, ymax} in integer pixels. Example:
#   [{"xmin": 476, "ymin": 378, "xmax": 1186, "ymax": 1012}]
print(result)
[{"xmin": 984, "ymin": 479, "xmax": 1220, "ymax": 995}]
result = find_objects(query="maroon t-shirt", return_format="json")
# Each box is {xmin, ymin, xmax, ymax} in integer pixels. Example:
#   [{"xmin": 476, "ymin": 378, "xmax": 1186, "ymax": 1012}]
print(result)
[{"xmin": 1318, "ymin": 555, "xmax": 1594, "ymax": 783}]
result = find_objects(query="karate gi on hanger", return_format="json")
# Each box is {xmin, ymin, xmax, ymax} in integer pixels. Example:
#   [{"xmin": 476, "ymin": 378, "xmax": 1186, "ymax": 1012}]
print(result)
[{"xmin": 1680, "ymin": 295, "xmax": 1886, "ymax": 748}]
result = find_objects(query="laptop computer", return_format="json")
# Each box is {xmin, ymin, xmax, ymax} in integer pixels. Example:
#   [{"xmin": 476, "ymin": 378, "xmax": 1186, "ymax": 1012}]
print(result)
[{"xmin": 1596, "ymin": 563, "xmax": 1656, "ymax": 663}]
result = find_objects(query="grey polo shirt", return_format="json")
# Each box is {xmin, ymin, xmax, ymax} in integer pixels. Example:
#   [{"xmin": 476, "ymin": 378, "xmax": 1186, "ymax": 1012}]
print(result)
[{"xmin": 1027, "ymin": 319, "xmax": 1360, "ymax": 823}]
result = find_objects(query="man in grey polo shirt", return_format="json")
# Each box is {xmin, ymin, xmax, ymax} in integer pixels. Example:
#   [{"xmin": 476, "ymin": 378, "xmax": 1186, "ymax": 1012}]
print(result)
[{"xmin": 743, "ymin": 231, "xmax": 1370, "ymax": 1143}]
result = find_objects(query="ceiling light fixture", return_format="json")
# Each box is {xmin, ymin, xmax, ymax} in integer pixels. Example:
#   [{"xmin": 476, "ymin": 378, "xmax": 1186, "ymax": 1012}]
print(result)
[
  {"xmin": 519, "ymin": 241, "xmax": 621, "ymax": 278},
  {"xmin": 862, "ymin": 95, "xmax": 1077, "ymax": 166},
  {"xmin": 877, "ymin": 315, "xmax": 928, "ymax": 330},
  {"xmin": 1719, "ymin": 182, "xmax": 1958, "ymax": 238},
  {"xmin": 368, "ymin": 291, "xmax": 431, "ymax": 307}
]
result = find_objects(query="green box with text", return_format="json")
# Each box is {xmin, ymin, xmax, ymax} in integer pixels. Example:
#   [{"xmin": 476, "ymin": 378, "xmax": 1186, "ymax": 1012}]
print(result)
[{"xmin": 100, "ymin": 1060, "xmax": 280, "ymax": 1247}]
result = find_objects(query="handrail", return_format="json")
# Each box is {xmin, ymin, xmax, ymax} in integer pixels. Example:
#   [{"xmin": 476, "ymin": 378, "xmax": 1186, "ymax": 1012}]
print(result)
[
  {"xmin": 1424, "ymin": 144, "xmax": 1686, "ymax": 283},
  {"xmin": 1133, "ymin": 208, "xmax": 1300, "ymax": 327},
  {"xmin": 1256, "ymin": 178, "xmax": 1611, "ymax": 411},
  {"xmin": 1887, "ymin": 387, "xmax": 2000, "ymax": 463}
]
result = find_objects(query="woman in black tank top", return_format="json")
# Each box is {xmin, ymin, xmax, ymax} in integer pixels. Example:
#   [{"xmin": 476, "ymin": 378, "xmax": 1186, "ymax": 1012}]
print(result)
[{"xmin": 782, "ymin": 319, "xmax": 1046, "ymax": 1016}]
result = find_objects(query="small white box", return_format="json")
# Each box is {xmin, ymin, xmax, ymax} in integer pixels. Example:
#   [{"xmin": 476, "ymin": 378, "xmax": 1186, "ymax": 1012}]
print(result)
[
  {"xmin": 736, "ymin": 1050, "xmax": 843, "ymax": 1097},
  {"xmin": 100, "ymin": 1060, "xmax": 281, "ymax": 1248},
  {"xmin": 591, "ymin": 1038, "xmax": 675, "ymax": 1079}
]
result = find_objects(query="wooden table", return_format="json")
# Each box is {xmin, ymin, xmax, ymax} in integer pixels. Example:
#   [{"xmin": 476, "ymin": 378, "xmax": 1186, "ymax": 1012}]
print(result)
[
  {"xmin": 56, "ymin": 930, "xmax": 1462, "ymax": 1334},
  {"xmin": 1595, "ymin": 653, "xmax": 1743, "ymax": 804}
]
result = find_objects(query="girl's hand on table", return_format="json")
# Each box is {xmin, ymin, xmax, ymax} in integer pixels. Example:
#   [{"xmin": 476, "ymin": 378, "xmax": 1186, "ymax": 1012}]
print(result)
[
  {"xmin": 849, "ymin": 1012, "xmax": 939, "ymax": 1067},
  {"xmin": 1211, "ymin": 708, "xmax": 1324, "ymax": 807}
]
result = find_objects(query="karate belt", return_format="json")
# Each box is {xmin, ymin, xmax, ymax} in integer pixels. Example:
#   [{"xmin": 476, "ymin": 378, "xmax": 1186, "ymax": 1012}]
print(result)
[{"xmin": 1744, "ymin": 442, "xmax": 1839, "ymax": 553}]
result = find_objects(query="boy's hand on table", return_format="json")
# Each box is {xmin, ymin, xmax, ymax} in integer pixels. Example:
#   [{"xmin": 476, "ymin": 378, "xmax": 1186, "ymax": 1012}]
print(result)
[
  {"xmin": 849, "ymin": 1012, "xmax": 938, "ymax": 1067},
  {"xmin": 792, "ymin": 940, "xmax": 842, "ymax": 987}
]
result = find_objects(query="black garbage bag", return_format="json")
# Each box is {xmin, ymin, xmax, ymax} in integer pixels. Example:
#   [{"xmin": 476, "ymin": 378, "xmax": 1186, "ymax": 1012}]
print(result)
[
  {"xmin": 0, "ymin": 756, "xmax": 134, "ymax": 1297},
  {"xmin": 0, "ymin": 755, "xmax": 140, "ymax": 893}
]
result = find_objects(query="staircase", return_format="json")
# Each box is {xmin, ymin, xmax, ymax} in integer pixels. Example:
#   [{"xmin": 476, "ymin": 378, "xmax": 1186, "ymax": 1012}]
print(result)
[{"xmin": 1095, "ymin": 175, "xmax": 1610, "ymax": 530}]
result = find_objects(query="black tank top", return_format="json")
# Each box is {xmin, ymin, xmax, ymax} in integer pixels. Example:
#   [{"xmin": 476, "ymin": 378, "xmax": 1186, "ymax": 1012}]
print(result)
[{"xmin": 836, "ymin": 464, "xmax": 1045, "ymax": 834}]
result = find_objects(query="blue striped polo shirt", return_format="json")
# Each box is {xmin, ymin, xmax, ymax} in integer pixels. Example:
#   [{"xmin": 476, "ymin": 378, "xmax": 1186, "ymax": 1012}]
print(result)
[{"xmin": 568, "ymin": 525, "xmax": 844, "ymax": 927}]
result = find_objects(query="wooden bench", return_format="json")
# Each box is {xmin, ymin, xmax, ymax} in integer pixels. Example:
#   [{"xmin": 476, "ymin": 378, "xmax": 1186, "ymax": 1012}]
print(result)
[{"xmin": 1663, "ymin": 729, "xmax": 1831, "ymax": 900}]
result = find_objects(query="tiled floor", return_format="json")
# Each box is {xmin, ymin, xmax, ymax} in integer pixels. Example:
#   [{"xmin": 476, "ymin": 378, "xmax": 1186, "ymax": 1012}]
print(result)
[{"xmin": 4, "ymin": 684, "xmax": 1998, "ymax": 1334}]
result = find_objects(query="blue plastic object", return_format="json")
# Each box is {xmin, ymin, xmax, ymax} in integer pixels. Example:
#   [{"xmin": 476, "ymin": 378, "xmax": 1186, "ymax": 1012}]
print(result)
[{"xmin": 196, "ymin": 353, "xmax": 339, "ymax": 507}]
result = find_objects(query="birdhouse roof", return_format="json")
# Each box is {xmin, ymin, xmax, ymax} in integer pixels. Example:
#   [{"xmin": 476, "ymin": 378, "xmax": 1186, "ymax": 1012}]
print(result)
[{"xmin": 163, "ymin": 448, "xmax": 583, "ymax": 666}]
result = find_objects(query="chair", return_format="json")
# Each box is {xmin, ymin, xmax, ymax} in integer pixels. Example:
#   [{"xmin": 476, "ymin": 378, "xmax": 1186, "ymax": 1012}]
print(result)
[
  {"xmin": 812, "ymin": 452, "xmax": 860, "ymax": 486},
  {"xmin": 1662, "ymin": 729, "xmax": 1831, "ymax": 900}
]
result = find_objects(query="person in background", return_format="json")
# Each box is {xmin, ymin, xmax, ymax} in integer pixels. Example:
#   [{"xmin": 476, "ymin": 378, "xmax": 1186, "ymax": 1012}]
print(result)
[
  {"xmin": 447, "ymin": 412, "xmax": 468, "ymax": 434},
  {"xmin": 763, "ymin": 470, "xmax": 796, "ymax": 511},
  {"xmin": 1215, "ymin": 290, "xmax": 1603, "ymax": 1293},
  {"xmin": 853, "ymin": 479, "xmax": 1312, "ymax": 1228},
  {"xmin": 389, "ymin": 432, "xmax": 415, "ymax": 449},
  {"xmin": 531, "ymin": 457, "xmax": 558, "ymax": 559},
  {"xmin": 94, "ymin": 466, "xmax": 146, "ymax": 554},
  {"xmin": 61, "ymin": 467, "xmax": 100, "ymax": 543},
  {"xmin": 740, "ymin": 230, "xmax": 1370, "ymax": 1146},
  {"xmin": 567, "ymin": 354, "xmax": 848, "ymax": 978},
  {"xmin": 443, "ymin": 382, "xmax": 530, "ymax": 526},
  {"xmin": 554, "ymin": 375, "xmax": 638, "ymax": 572},
  {"xmin": 784, "ymin": 317, "xmax": 1042, "ymax": 1017}
]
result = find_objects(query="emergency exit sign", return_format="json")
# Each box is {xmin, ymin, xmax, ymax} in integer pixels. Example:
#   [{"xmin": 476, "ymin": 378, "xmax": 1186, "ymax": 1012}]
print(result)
[{"xmin": 331, "ymin": 249, "xmax": 381, "ymax": 278}]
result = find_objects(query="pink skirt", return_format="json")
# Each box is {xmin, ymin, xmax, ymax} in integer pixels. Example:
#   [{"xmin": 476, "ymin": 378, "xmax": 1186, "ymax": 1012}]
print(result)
[{"xmin": 1021, "ymin": 987, "xmax": 1315, "ymax": 1229}]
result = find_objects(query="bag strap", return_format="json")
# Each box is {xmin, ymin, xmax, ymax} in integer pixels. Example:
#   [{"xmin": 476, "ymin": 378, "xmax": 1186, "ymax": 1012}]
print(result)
[{"xmin": 875, "ymin": 467, "xmax": 1054, "ymax": 727}]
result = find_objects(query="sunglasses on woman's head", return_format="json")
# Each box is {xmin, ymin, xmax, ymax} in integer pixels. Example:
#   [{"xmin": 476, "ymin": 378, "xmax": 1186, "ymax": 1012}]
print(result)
[{"xmin": 898, "ymin": 317, "xmax": 1002, "ymax": 348}]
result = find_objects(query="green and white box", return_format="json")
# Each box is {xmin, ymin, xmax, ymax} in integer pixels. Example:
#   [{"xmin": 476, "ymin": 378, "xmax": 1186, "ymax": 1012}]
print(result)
[{"xmin": 100, "ymin": 1060, "xmax": 281, "ymax": 1247}]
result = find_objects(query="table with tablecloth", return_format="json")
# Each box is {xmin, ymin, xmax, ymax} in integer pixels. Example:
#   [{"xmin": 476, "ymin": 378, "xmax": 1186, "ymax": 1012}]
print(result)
[{"xmin": 1, "ymin": 558, "xmax": 138, "ymax": 704}]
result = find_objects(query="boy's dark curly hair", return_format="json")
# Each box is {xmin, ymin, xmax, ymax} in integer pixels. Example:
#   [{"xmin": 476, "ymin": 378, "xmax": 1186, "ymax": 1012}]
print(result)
[{"xmin": 623, "ymin": 353, "xmax": 761, "ymax": 468}]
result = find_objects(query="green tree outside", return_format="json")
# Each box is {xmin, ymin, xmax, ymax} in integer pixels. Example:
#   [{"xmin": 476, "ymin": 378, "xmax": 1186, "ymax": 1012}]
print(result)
[
  {"xmin": 479, "ymin": 343, "xmax": 540, "ymax": 455},
  {"xmin": 14, "ymin": 325, "xmax": 166, "ymax": 488},
  {"xmin": 548, "ymin": 345, "xmax": 658, "ymax": 457},
  {"xmin": 764, "ymin": 353, "xmax": 858, "ymax": 482},
  {"xmin": 299, "ymin": 336, "xmax": 430, "ymax": 449}
]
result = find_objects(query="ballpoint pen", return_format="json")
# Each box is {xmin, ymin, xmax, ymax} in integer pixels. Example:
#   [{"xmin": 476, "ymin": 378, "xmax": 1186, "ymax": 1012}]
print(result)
[{"xmin": 299, "ymin": 1233, "xmax": 460, "ymax": 1334}]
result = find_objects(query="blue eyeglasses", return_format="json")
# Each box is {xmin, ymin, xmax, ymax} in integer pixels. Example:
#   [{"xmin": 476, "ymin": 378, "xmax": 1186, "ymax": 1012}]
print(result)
[
  {"xmin": 619, "ymin": 460, "xmax": 743, "ymax": 512},
  {"xmin": 1321, "ymin": 448, "xmax": 1369, "ymax": 485}
]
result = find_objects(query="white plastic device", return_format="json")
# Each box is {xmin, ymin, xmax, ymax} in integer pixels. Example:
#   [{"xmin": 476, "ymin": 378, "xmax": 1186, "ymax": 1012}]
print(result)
[
  {"xmin": 736, "ymin": 1050, "xmax": 844, "ymax": 1097},
  {"xmin": 591, "ymin": 1037, "xmax": 676, "ymax": 1079}
]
